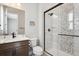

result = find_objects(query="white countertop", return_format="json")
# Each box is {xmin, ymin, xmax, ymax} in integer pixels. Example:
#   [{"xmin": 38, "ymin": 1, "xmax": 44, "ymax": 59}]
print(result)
[{"xmin": 0, "ymin": 35, "xmax": 30, "ymax": 44}]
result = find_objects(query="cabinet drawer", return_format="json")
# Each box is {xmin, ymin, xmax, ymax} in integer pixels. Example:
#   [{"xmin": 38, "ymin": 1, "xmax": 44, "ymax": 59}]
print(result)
[
  {"xmin": 0, "ymin": 43, "xmax": 14, "ymax": 50},
  {"xmin": 12, "ymin": 40, "xmax": 29, "ymax": 47},
  {"xmin": 0, "ymin": 40, "xmax": 29, "ymax": 50}
]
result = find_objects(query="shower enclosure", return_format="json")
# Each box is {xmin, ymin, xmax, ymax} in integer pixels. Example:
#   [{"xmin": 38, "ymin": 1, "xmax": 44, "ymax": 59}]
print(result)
[{"xmin": 44, "ymin": 3, "xmax": 79, "ymax": 56}]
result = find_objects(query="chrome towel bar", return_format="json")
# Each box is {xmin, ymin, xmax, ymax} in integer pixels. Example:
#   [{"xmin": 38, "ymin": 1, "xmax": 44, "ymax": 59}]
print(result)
[{"xmin": 58, "ymin": 34, "xmax": 79, "ymax": 37}]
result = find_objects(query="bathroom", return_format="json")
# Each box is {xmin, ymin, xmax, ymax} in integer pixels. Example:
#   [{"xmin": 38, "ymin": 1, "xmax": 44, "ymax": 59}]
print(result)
[{"xmin": 1, "ymin": 3, "xmax": 79, "ymax": 56}]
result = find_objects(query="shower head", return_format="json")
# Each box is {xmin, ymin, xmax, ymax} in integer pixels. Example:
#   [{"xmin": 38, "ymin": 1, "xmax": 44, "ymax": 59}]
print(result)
[{"xmin": 48, "ymin": 13, "xmax": 53, "ymax": 16}]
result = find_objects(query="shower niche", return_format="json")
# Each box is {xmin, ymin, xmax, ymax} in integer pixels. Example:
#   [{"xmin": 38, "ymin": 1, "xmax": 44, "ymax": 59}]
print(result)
[{"xmin": 44, "ymin": 3, "xmax": 79, "ymax": 56}]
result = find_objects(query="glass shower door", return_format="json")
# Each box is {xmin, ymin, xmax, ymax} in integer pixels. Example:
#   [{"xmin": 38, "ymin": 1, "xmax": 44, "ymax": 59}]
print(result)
[
  {"xmin": 45, "ymin": 12, "xmax": 53, "ymax": 55},
  {"xmin": 45, "ymin": 3, "xmax": 76, "ymax": 56}
]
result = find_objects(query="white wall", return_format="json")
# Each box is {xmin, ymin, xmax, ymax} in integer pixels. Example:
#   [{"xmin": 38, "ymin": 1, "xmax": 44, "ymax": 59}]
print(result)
[{"xmin": 22, "ymin": 3, "xmax": 39, "ymax": 38}]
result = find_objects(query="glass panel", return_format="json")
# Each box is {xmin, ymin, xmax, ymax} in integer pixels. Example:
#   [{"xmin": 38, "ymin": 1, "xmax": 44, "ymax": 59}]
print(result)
[
  {"xmin": 45, "ymin": 3, "xmax": 75, "ymax": 56},
  {"xmin": 45, "ymin": 12, "xmax": 53, "ymax": 55},
  {"xmin": 72, "ymin": 4, "xmax": 79, "ymax": 56}
]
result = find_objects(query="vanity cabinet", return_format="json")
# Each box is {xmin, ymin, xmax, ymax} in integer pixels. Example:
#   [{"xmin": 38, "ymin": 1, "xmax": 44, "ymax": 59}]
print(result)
[{"xmin": 0, "ymin": 40, "xmax": 29, "ymax": 56}]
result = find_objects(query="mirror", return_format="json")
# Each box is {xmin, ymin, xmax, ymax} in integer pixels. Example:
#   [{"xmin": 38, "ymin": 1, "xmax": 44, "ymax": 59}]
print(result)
[{"xmin": 0, "ymin": 5, "xmax": 25, "ymax": 35}]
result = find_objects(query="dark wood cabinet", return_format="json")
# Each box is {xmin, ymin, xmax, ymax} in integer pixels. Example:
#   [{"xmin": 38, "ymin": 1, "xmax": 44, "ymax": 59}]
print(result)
[
  {"xmin": 0, "ymin": 48, "xmax": 13, "ymax": 56},
  {"xmin": 15, "ymin": 45, "xmax": 28, "ymax": 56},
  {"xmin": 0, "ymin": 40, "xmax": 29, "ymax": 56}
]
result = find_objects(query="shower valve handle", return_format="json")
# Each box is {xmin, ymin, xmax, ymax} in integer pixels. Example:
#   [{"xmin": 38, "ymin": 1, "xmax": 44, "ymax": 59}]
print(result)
[{"xmin": 48, "ymin": 28, "xmax": 51, "ymax": 32}]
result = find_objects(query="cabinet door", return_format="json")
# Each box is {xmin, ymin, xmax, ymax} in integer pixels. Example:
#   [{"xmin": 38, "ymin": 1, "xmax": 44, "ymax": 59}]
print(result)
[{"xmin": 15, "ymin": 45, "xmax": 29, "ymax": 56}]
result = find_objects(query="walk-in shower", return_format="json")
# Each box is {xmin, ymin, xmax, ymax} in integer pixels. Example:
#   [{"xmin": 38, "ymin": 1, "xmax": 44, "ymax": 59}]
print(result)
[{"xmin": 44, "ymin": 3, "xmax": 79, "ymax": 56}]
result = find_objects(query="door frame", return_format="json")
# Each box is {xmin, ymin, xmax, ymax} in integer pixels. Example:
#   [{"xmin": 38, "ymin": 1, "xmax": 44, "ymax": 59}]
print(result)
[{"xmin": 44, "ymin": 3, "xmax": 64, "ymax": 56}]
